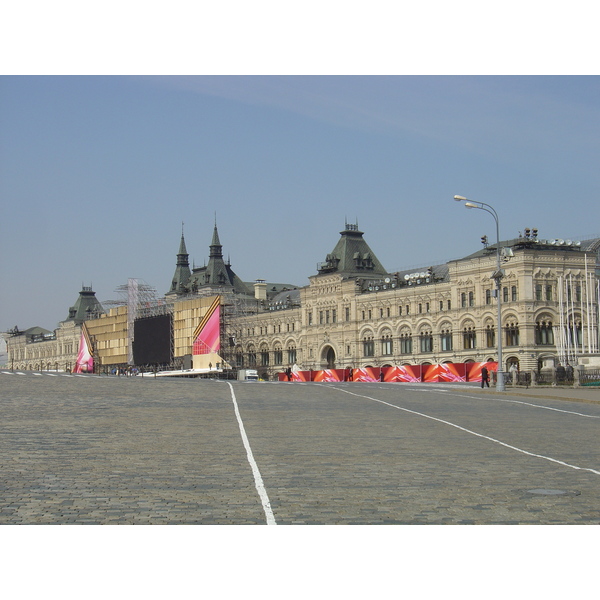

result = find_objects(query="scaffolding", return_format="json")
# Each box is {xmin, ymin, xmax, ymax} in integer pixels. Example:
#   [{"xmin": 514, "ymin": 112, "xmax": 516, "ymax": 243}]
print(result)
[{"xmin": 102, "ymin": 279, "xmax": 174, "ymax": 366}]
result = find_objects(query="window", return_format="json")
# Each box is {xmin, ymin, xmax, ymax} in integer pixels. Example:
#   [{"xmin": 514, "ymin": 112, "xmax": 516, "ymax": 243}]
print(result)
[
  {"xmin": 345, "ymin": 307, "xmax": 350, "ymax": 321},
  {"xmin": 325, "ymin": 310, "xmax": 330, "ymax": 324},
  {"xmin": 439, "ymin": 300, "xmax": 444, "ymax": 311},
  {"xmin": 319, "ymin": 311, "xmax": 324, "ymax": 325},
  {"xmin": 420, "ymin": 331, "xmax": 433, "ymax": 353},
  {"xmin": 505, "ymin": 322, "xmax": 519, "ymax": 346},
  {"xmin": 274, "ymin": 349, "xmax": 283, "ymax": 365},
  {"xmin": 363, "ymin": 337, "xmax": 375, "ymax": 357},
  {"xmin": 511, "ymin": 286, "xmax": 517, "ymax": 301},
  {"xmin": 418, "ymin": 303, "xmax": 422, "ymax": 314},
  {"xmin": 567, "ymin": 318, "xmax": 582, "ymax": 346},
  {"xmin": 440, "ymin": 329, "xmax": 452, "ymax": 351},
  {"xmin": 308, "ymin": 311, "xmax": 313, "ymax": 325},
  {"xmin": 398, "ymin": 305, "xmax": 402, "ymax": 316},
  {"xmin": 535, "ymin": 284, "xmax": 542, "ymax": 301},
  {"xmin": 447, "ymin": 300, "xmax": 451, "ymax": 310},
  {"xmin": 248, "ymin": 350, "xmax": 257, "ymax": 366},
  {"xmin": 400, "ymin": 334, "xmax": 412, "ymax": 354},
  {"xmin": 260, "ymin": 351, "xmax": 269, "ymax": 366},
  {"xmin": 406, "ymin": 305, "xmax": 410, "ymax": 315},
  {"xmin": 469, "ymin": 291, "xmax": 474, "ymax": 307},
  {"xmin": 485, "ymin": 325, "xmax": 495, "ymax": 348},
  {"xmin": 381, "ymin": 335, "xmax": 393, "ymax": 356},
  {"xmin": 503, "ymin": 287, "xmax": 509, "ymax": 302},
  {"xmin": 546, "ymin": 285, "xmax": 553, "ymax": 301},
  {"xmin": 461, "ymin": 292, "xmax": 466, "ymax": 308},
  {"xmin": 287, "ymin": 348, "xmax": 297, "ymax": 364},
  {"xmin": 486, "ymin": 289, "xmax": 492, "ymax": 305},
  {"xmin": 535, "ymin": 320, "xmax": 554, "ymax": 345},
  {"xmin": 426, "ymin": 302, "xmax": 430, "ymax": 313},
  {"xmin": 387, "ymin": 307, "xmax": 391, "ymax": 317},
  {"xmin": 332, "ymin": 309, "xmax": 337, "ymax": 323},
  {"xmin": 463, "ymin": 327, "xmax": 476, "ymax": 349}
]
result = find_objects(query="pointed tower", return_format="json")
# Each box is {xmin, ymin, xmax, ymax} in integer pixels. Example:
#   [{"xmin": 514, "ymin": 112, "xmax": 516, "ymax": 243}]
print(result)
[
  {"xmin": 167, "ymin": 226, "xmax": 192, "ymax": 296},
  {"xmin": 316, "ymin": 221, "xmax": 388, "ymax": 278},
  {"xmin": 63, "ymin": 286, "xmax": 105, "ymax": 323},
  {"xmin": 187, "ymin": 221, "xmax": 252, "ymax": 295},
  {"xmin": 205, "ymin": 221, "xmax": 231, "ymax": 287}
]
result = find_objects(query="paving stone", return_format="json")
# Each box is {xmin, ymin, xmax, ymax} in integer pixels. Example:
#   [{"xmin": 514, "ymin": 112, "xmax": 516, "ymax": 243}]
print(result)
[{"xmin": 1, "ymin": 373, "xmax": 599, "ymax": 524}]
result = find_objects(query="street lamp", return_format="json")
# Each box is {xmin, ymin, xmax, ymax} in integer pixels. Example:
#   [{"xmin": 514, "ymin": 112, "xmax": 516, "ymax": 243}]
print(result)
[{"xmin": 454, "ymin": 195, "xmax": 505, "ymax": 391}]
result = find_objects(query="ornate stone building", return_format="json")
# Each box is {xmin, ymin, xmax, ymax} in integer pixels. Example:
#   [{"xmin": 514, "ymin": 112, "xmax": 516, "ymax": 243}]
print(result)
[
  {"xmin": 4, "ymin": 223, "xmax": 599, "ymax": 380},
  {"xmin": 220, "ymin": 223, "xmax": 600, "ymax": 380},
  {"xmin": 3, "ymin": 287, "xmax": 104, "ymax": 371}
]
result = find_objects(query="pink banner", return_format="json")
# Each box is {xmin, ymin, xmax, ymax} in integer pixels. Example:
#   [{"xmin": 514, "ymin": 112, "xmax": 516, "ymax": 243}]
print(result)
[
  {"xmin": 353, "ymin": 367, "xmax": 380, "ymax": 382},
  {"xmin": 385, "ymin": 365, "xmax": 421, "ymax": 382},
  {"xmin": 279, "ymin": 362, "xmax": 500, "ymax": 383},
  {"xmin": 466, "ymin": 362, "xmax": 498, "ymax": 382},
  {"xmin": 193, "ymin": 304, "xmax": 220, "ymax": 355},
  {"xmin": 73, "ymin": 331, "xmax": 93, "ymax": 373},
  {"xmin": 313, "ymin": 369, "xmax": 345, "ymax": 382}
]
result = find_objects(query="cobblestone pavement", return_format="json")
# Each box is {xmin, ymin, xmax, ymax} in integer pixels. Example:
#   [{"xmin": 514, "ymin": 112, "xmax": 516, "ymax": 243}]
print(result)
[{"xmin": 1, "ymin": 371, "xmax": 599, "ymax": 524}]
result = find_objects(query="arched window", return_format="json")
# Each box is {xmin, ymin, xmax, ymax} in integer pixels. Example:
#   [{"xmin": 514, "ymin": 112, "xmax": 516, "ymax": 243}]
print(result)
[
  {"xmin": 505, "ymin": 321, "xmax": 519, "ymax": 346},
  {"xmin": 363, "ymin": 332, "xmax": 375, "ymax": 357},
  {"xmin": 463, "ymin": 326, "xmax": 476, "ymax": 349},
  {"xmin": 247, "ymin": 345, "xmax": 257, "ymax": 367},
  {"xmin": 567, "ymin": 315, "xmax": 582, "ymax": 346},
  {"xmin": 287, "ymin": 345, "xmax": 297, "ymax": 365},
  {"xmin": 485, "ymin": 324, "xmax": 495, "ymax": 348},
  {"xmin": 400, "ymin": 328, "xmax": 412, "ymax": 354},
  {"xmin": 381, "ymin": 330, "xmax": 393, "ymax": 356},
  {"xmin": 440, "ymin": 327, "xmax": 452, "ymax": 351},
  {"xmin": 420, "ymin": 329, "xmax": 433, "ymax": 353},
  {"xmin": 535, "ymin": 317, "xmax": 554, "ymax": 346}
]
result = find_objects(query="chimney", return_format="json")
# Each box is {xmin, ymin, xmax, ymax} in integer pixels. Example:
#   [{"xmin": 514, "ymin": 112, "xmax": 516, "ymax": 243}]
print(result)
[{"xmin": 254, "ymin": 279, "xmax": 267, "ymax": 301}]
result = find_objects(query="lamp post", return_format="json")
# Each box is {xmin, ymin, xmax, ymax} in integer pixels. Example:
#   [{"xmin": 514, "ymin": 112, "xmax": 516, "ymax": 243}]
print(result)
[{"xmin": 454, "ymin": 195, "xmax": 505, "ymax": 391}]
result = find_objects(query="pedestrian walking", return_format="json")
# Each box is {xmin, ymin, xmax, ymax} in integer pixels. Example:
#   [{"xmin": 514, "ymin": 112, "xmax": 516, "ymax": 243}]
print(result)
[{"xmin": 481, "ymin": 366, "xmax": 490, "ymax": 388}]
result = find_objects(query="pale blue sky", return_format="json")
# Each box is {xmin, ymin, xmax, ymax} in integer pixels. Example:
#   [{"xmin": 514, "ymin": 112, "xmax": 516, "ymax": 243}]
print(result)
[{"xmin": 1, "ymin": 75, "xmax": 599, "ymax": 332}]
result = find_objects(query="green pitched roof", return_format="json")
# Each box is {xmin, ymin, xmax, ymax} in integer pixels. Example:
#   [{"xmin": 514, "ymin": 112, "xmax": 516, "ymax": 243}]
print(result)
[{"xmin": 317, "ymin": 223, "xmax": 388, "ymax": 278}]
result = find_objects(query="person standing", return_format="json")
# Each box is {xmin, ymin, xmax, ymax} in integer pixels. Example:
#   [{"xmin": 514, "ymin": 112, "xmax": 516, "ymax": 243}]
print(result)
[{"xmin": 481, "ymin": 365, "xmax": 490, "ymax": 388}]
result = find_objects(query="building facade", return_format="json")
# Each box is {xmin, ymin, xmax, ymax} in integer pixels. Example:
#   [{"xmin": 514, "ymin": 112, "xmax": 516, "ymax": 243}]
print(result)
[
  {"xmin": 5, "ymin": 223, "xmax": 599, "ymax": 380},
  {"xmin": 3, "ymin": 287, "xmax": 104, "ymax": 371},
  {"xmin": 221, "ymin": 224, "xmax": 600, "ymax": 380}
]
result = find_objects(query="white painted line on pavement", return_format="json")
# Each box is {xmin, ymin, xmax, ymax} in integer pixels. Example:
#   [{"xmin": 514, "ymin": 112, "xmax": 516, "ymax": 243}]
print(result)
[
  {"xmin": 427, "ymin": 389, "xmax": 600, "ymax": 420},
  {"xmin": 226, "ymin": 382, "xmax": 277, "ymax": 525},
  {"xmin": 331, "ymin": 385, "xmax": 600, "ymax": 476}
]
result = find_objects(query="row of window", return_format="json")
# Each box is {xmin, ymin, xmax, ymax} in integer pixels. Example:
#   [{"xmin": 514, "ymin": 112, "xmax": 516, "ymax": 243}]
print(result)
[
  {"xmin": 243, "ymin": 322, "xmax": 296, "ymax": 336},
  {"xmin": 364, "ymin": 326, "xmax": 509, "ymax": 356},
  {"xmin": 360, "ymin": 321, "xmax": 584, "ymax": 357},
  {"xmin": 9, "ymin": 345, "xmax": 75, "ymax": 360},
  {"xmin": 235, "ymin": 348, "xmax": 297, "ymax": 368},
  {"xmin": 307, "ymin": 286, "xmax": 527, "ymax": 325}
]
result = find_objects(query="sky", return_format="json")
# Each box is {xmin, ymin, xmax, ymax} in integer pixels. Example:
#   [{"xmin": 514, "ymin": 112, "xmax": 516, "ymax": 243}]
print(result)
[
  {"xmin": 1, "ymin": 3, "xmax": 598, "ymax": 587},
  {"xmin": 1, "ymin": 75, "xmax": 599, "ymax": 333}
]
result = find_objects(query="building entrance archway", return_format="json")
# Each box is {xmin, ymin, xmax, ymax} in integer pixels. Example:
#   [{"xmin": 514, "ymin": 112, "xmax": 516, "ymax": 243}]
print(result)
[{"xmin": 322, "ymin": 345, "xmax": 336, "ymax": 369}]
